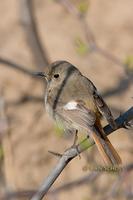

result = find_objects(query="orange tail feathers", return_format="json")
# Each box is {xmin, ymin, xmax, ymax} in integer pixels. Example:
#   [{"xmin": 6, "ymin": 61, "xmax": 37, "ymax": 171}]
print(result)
[{"xmin": 91, "ymin": 125, "xmax": 122, "ymax": 166}]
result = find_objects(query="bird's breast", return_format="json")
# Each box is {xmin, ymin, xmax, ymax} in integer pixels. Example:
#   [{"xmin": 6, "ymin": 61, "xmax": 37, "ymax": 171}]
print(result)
[{"xmin": 44, "ymin": 87, "xmax": 54, "ymax": 116}]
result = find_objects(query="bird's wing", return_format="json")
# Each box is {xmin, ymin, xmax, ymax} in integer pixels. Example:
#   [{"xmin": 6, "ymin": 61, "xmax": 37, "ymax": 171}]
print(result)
[
  {"xmin": 57, "ymin": 100, "xmax": 96, "ymax": 130},
  {"xmin": 91, "ymin": 86, "xmax": 117, "ymax": 130},
  {"xmin": 56, "ymin": 100, "xmax": 122, "ymax": 165},
  {"xmin": 93, "ymin": 91, "xmax": 117, "ymax": 129}
]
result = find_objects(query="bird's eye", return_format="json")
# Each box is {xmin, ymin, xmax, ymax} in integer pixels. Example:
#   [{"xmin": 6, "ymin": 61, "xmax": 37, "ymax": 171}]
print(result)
[{"xmin": 54, "ymin": 74, "xmax": 59, "ymax": 78}]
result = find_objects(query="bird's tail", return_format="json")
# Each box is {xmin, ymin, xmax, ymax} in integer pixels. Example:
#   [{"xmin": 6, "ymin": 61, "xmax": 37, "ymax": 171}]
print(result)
[{"xmin": 91, "ymin": 121, "xmax": 122, "ymax": 166}]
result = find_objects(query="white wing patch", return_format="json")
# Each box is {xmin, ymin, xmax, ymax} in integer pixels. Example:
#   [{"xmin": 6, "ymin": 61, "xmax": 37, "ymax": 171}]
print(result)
[{"xmin": 64, "ymin": 101, "xmax": 78, "ymax": 110}]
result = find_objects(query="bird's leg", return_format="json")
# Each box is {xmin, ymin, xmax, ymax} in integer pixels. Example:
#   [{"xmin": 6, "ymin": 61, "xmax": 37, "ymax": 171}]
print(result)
[
  {"xmin": 72, "ymin": 130, "xmax": 78, "ymax": 147},
  {"xmin": 70, "ymin": 130, "xmax": 81, "ymax": 159},
  {"xmin": 48, "ymin": 131, "xmax": 79, "ymax": 158}
]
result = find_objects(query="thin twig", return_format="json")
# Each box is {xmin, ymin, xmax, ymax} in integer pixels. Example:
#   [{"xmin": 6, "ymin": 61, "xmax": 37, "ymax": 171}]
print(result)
[
  {"xmin": 0, "ymin": 90, "xmax": 8, "ymax": 138},
  {"xmin": 58, "ymin": 0, "xmax": 96, "ymax": 46},
  {"xmin": 1, "ymin": 56, "xmax": 132, "ymax": 106},
  {"xmin": 8, "ymin": 95, "xmax": 43, "ymax": 105},
  {"xmin": 1, "ymin": 163, "xmax": 132, "ymax": 200},
  {"xmin": 30, "ymin": 107, "xmax": 133, "ymax": 200},
  {"xmin": 20, "ymin": 0, "xmax": 49, "ymax": 68},
  {"xmin": 95, "ymin": 46, "xmax": 125, "ymax": 67},
  {"xmin": 0, "ymin": 57, "xmax": 37, "ymax": 78},
  {"xmin": 50, "ymin": 172, "xmax": 99, "ymax": 194},
  {"xmin": 57, "ymin": 0, "xmax": 126, "ymax": 69},
  {"xmin": 0, "ymin": 190, "xmax": 35, "ymax": 200},
  {"xmin": 2, "ymin": 172, "xmax": 97, "ymax": 199},
  {"xmin": 0, "ymin": 172, "xmax": 99, "ymax": 200},
  {"xmin": 0, "ymin": 90, "xmax": 17, "ymax": 193},
  {"xmin": 102, "ymin": 75, "xmax": 133, "ymax": 98}
]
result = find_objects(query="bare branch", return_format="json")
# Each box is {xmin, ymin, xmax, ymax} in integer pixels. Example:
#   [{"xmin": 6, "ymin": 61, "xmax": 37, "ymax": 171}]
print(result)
[
  {"xmin": 104, "ymin": 107, "xmax": 133, "ymax": 134},
  {"xmin": 95, "ymin": 46, "xmax": 125, "ymax": 68},
  {"xmin": 30, "ymin": 107, "xmax": 133, "ymax": 200},
  {"xmin": 57, "ymin": 0, "xmax": 126, "ymax": 69},
  {"xmin": 50, "ymin": 172, "xmax": 99, "ymax": 194},
  {"xmin": 0, "ymin": 56, "xmax": 131, "ymax": 107},
  {"xmin": 57, "ymin": 0, "xmax": 96, "ymax": 46},
  {"xmin": 0, "ymin": 173, "xmax": 99, "ymax": 200},
  {"xmin": 0, "ymin": 90, "xmax": 9, "ymax": 138},
  {"xmin": 102, "ymin": 75, "xmax": 133, "ymax": 98},
  {"xmin": 1, "ymin": 97, "xmax": 131, "ymax": 200},
  {"xmin": 0, "ymin": 57, "xmax": 37, "ymax": 78},
  {"xmin": 7, "ymin": 95, "xmax": 43, "ymax": 106},
  {"xmin": 0, "ymin": 56, "xmax": 132, "ymax": 102},
  {"xmin": 1, "ymin": 163, "xmax": 133, "ymax": 200},
  {"xmin": 20, "ymin": 0, "xmax": 49, "ymax": 68},
  {"xmin": 0, "ymin": 190, "xmax": 35, "ymax": 200}
]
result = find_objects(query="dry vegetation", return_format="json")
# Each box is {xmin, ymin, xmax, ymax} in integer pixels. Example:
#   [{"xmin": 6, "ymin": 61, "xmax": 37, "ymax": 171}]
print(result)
[{"xmin": 0, "ymin": 0, "xmax": 133, "ymax": 200}]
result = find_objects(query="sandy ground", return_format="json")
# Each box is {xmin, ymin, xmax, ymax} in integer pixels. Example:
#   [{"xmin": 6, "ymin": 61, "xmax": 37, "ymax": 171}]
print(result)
[{"xmin": 0, "ymin": 0, "xmax": 133, "ymax": 200}]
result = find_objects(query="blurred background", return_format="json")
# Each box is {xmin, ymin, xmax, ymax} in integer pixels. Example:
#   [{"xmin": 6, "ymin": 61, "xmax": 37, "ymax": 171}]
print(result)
[{"xmin": 0, "ymin": 0, "xmax": 133, "ymax": 200}]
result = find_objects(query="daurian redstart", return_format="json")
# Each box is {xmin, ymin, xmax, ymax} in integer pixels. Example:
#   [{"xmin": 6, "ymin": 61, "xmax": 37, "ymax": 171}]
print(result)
[{"xmin": 36, "ymin": 61, "xmax": 122, "ymax": 165}]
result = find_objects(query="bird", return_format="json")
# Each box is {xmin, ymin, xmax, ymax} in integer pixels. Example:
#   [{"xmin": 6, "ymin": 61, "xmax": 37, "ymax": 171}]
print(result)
[{"xmin": 36, "ymin": 60, "xmax": 122, "ymax": 166}]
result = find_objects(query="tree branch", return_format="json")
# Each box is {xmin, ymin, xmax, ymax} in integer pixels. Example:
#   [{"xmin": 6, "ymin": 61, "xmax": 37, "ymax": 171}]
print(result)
[
  {"xmin": 30, "ymin": 107, "xmax": 133, "ymax": 200},
  {"xmin": 102, "ymin": 75, "xmax": 133, "ymax": 98},
  {"xmin": 1, "ymin": 163, "xmax": 133, "ymax": 200},
  {"xmin": 20, "ymin": 0, "xmax": 50, "ymax": 68},
  {"xmin": 0, "ymin": 57, "xmax": 37, "ymax": 78},
  {"xmin": 57, "ymin": 0, "xmax": 126, "ymax": 69},
  {"xmin": 0, "ymin": 172, "xmax": 99, "ymax": 200},
  {"xmin": 50, "ymin": 171, "xmax": 99, "ymax": 194},
  {"xmin": 7, "ymin": 95, "xmax": 43, "ymax": 106},
  {"xmin": 0, "ymin": 56, "xmax": 132, "ymax": 105}
]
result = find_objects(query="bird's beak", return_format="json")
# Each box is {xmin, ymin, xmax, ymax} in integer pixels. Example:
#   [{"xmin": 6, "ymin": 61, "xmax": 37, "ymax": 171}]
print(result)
[{"xmin": 34, "ymin": 72, "xmax": 47, "ymax": 78}]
